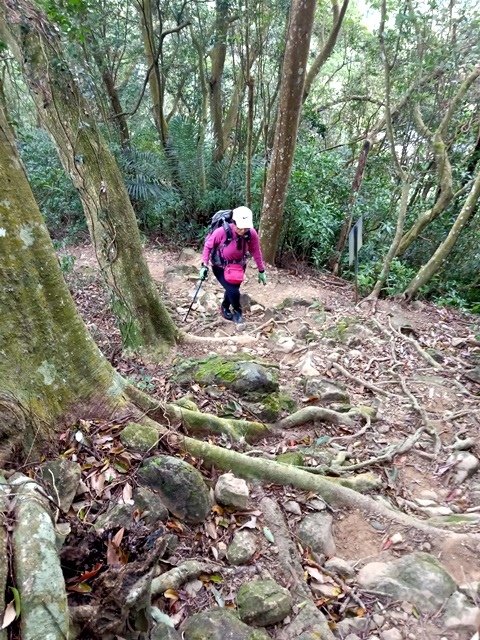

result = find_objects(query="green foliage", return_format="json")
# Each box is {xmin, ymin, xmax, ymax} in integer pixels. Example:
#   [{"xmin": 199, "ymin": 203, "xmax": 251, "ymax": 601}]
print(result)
[
  {"xmin": 271, "ymin": 133, "xmax": 351, "ymax": 266},
  {"xmin": 58, "ymin": 253, "xmax": 76, "ymax": 275},
  {"xmin": 355, "ymin": 259, "xmax": 418, "ymax": 297},
  {"xmin": 18, "ymin": 128, "xmax": 85, "ymax": 241}
]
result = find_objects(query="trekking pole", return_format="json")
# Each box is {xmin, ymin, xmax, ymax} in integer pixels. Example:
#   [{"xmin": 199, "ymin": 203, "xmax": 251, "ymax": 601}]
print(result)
[{"xmin": 183, "ymin": 278, "xmax": 204, "ymax": 322}]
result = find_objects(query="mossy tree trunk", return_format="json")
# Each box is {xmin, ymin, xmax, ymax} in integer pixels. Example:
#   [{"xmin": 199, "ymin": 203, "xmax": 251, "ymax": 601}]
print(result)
[
  {"xmin": 259, "ymin": 0, "xmax": 316, "ymax": 265},
  {"xmin": 0, "ymin": 0, "xmax": 177, "ymax": 355},
  {"xmin": 0, "ymin": 92, "xmax": 132, "ymax": 458}
]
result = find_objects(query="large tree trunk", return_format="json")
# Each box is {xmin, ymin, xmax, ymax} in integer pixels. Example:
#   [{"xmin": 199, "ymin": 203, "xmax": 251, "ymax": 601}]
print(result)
[
  {"xmin": 259, "ymin": 0, "xmax": 317, "ymax": 265},
  {"xmin": 403, "ymin": 169, "xmax": 480, "ymax": 299},
  {"xmin": 0, "ymin": 0, "xmax": 177, "ymax": 355},
  {"xmin": 0, "ymin": 93, "xmax": 129, "ymax": 454}
]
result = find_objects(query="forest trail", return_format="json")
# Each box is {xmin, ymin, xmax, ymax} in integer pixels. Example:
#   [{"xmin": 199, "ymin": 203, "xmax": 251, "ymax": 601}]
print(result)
[{"xmin": 61, "ymin": 242, "xmax": 480, "ymax": 639}]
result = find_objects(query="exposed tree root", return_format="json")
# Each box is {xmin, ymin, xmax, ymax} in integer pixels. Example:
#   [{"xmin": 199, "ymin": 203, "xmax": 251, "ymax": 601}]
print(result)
[
  {"xmin": 260, "ymin": 496, "xmax": 336, "ymax": 640},
  {"xmin": 180, "ymin": 331, "xmax": 257, "ymax": 345},
  {"xmin": 275, "ymin": 406, "xmax": 355, "ymax": 429},
  {"xmin": 174, "ymin": 434, "xmax": 480, "ymax": 544},
  {"xmin": 151, "ymin": 560, "xmax": 223, "ymax": 596},
  {"xmin": 7, "ymin": 474, "xmax": 69, "ymax": 640}
]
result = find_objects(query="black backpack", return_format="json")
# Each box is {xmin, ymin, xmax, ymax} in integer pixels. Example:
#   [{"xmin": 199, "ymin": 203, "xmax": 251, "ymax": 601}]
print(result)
[{"xmin": 207, "ymin": 209, "xmax": 250, "ymax": 266}]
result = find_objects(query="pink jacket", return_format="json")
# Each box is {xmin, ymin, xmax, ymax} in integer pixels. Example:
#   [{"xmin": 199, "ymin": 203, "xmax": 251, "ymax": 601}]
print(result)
[{"xmin": 202, "ymin": 224, "xmax": 265, "ymax": 271}]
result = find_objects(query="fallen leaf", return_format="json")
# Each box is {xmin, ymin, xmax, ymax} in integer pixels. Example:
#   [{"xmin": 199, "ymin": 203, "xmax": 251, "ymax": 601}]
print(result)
[
  {"xmin": 68, "ymin": 563, "xmax": 103, "ymax": 584},
  {"xmin": 122, "ymin": 483, "xmax": 133, "ymax": 504},
  {"xmin": 205, "ymin": 521, "xmax": 218, "ymax": 540},
  {"xmin": 67, "ymin": 582, "xmax": 92, "ymax": 593},
  {"xmin": 263, "ymin": 526, "xmax": 275, "ymax": 543},
  {"xmin": 305, "ymin": 566, "xmax": 324, "ymax": 583},
  {"xmin": 1, "ymin": 601, "xmax": 16, "ymax": 629},
  {"xmin": 164, "ymin": 588, "xmax": 179, "ymax": 602}
]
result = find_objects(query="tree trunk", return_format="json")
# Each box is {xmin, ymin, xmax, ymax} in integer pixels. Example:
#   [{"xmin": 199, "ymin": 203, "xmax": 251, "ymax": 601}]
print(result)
[
  {"xmin": 209, "ymin": 0, "xmax": 229, "ymax": 164},
  {"xmin": 329, "ymin": 139, "xmax": 371, "ymax": 274},
  {"xmin": 0, "ymin": 0, "xmax": 177, "ymax": 355},
  {"xmin": 99, "ymin": 61, "xmax": 131, "ymax": 149},
  {"xmin": 396, "ymin": 66, "xmax": 480, "ymax": 257},
  {"xmin": 302, "ymin": 0, "xmax": 350, "ymax": 102},
  {"xmin": 245, "ymin": 76, "xmax": 254, "ymax": 206},
  {"xmin": 259, "ymin": 0, "xmax": 317, "ymax": 265},
  {"xmin": 0, "ymin": 93, "xmax": 130, "ymax": 450},
  {"xmin": 137, "ymin": 0, "xmax": 186, "ymax": 191},
  {"xmin": 403, "ymin": 169, "xmax": 480, "ymax": 299}
]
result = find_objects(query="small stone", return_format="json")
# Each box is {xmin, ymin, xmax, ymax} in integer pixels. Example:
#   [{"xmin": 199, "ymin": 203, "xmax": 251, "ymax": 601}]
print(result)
[
  {"xmin": 215, "ymin": 473, "xmax": 249, "ymax": 509},
  {"xmin": 298, "ymin": 513, "xmax": 336, "ymax": 557},
  {"xmin": 451, "ymin": 452, "xmax": 480, "ymax": 484},
  {"xmin": 324, "ymin": 556, "xmax": 355, "ymax": 578},
  {"xmin": 380, "ymin": 629, "xmax": 403, "ymax": 640},
  {"xmin": 236, "ymin": 579, "xmax": 293, "ymax": 626},
  {"xmin": 120, "ymin": 422, "xmax": 159, "ymax": 453},
  {"xmin": 284, "ymin": 500, "xmax": 302, "ymax": 515},
  {"xmin": 227, "ymin": 531, "xmax": 257, "ymax": 566}
]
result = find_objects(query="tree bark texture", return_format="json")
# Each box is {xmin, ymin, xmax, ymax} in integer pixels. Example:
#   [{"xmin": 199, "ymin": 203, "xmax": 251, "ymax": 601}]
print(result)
[
  {"xmin": 259, "ymin": 0, "xmax": 317, "ymax": 265},
  {"xmin": 209, "ymin": 0, "xmax": 229, "ymax": 164},
  {"xmin": 0, "ymin": 0, "xmax": 177, "ymax": 354},
  {"xmin": 0, "ymin": 94, "xmax": 129, "ymax": 447}
]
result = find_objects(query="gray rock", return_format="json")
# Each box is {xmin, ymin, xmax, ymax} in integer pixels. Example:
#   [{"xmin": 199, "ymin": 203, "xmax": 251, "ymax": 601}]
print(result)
[
  {"xmin": 380, "ymin": 630, "xmax": 403, "ymax": 640},
  {"xmin": 304, "ymin": 378, "xmax": 350, "ymax": 404},
  {"xmin": 182, "ymin": 607, "xmax": 268, "ymax": 639},
  {"xmin": 151, "ymin": 621, "xmax": 182, "ymax": 639},
  {"xmin": 277, "ymin": 601, "xmax": 335, "ymax": 640},
  {"xmin": 236, "ymin": 579, "xmax": 292, "ymax": 626},
  {"xmin": 95, "ymin": 486, "xmax": 168, "ymax": 530},
  {"xmin": 38, "ymin": 459, "xmax": 81, "ymax": 512},
  {"xmin": 324, "ymin": 556, "xmax": 355, "ymax": 578},
  {"xmin": 137, "ymin": 456, "xmax": 211, "ymax": 523},
  {"xmin": 133, "ymin": 486, "xmax": 169, "ymax": 524},
  {"xmin": 298, "ymin": 512, "xmax": 336, "ymax": 557},
  {"xmin": 357, "ymin": 552, "xmax": 457, "ymax": 613},
  {"xmin": 172, "ymin": 355, "xmax": 279, "ymax": 395},
  {"xmin": 120, "ymin": 422, "xmax": 159, "ymax": 453},
  {"xmin": 443, "ymin": 590, "xmax": 480, "ymax": 632},
  {"xmin": 449, "ymin": 451, "xmax": 480, "ymax": 484},
  {"xmin": 227, "ymin": 531, "xmax": 257, "ymax": 565},
  {"xmin": 464, "ymin": 366, "xmax": 480, "ymax": 384},
  {"xmin": 215, "ymin": 473, "xmax": 249, "ymax": 509}
]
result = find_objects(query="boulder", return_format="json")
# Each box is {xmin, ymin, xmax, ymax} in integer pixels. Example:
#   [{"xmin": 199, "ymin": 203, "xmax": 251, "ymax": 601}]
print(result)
[
  {"xmin": 94, "ymin": 487, "xmax": 168, "ymax": 530},
  {"xmin": 138, "ymin": 456, "xmax": 211, "ymax": 523},
  {"xmin": 236, "ymin": 579, "xmax": 292, "ymax": 627},
  {"xmin": 357, "ymin": 552, "xmax": 457, "ymax": 612},
  {"xmin": 172, "ymin": 355, "xmax": 279, "ymax": 395}
]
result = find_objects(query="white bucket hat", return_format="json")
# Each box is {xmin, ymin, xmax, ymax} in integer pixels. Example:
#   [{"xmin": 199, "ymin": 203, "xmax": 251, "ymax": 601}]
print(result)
[{"xmin": 232, "ymin": 206, "xmax": 253, "ymax": 229}]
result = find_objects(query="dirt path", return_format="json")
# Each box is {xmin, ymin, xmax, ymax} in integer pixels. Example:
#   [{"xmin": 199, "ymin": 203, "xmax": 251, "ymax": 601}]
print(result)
[{"xmin": 62, "ymin": 243, "xmax": 480, "ymax": 638}]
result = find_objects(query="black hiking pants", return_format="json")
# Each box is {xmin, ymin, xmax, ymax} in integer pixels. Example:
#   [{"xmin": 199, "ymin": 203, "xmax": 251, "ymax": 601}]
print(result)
[{"xmin": 212, "ymin": 265, "xmax": 241, "ymax": 312}]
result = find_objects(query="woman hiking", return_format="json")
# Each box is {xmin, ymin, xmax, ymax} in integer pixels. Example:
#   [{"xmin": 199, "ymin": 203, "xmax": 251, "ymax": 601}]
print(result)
[{"xmin": 199, "ymin": 206, "xmax": 267, "ymax": 324}]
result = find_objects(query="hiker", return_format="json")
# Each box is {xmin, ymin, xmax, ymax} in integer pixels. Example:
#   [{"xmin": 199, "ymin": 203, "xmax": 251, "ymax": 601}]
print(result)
[{"xmin": 199, "ymin": 206, "xmax": 267, "ymax": 324}]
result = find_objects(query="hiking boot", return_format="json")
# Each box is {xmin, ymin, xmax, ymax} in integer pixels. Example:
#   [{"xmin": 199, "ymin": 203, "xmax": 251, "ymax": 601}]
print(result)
[
  {"xmin": 232, "ymin": 310, "xmax": 244, "ymax": 324},
  {"xmin": 220, "ymin": 306, "xmax": 233, "ymax": 321}
]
